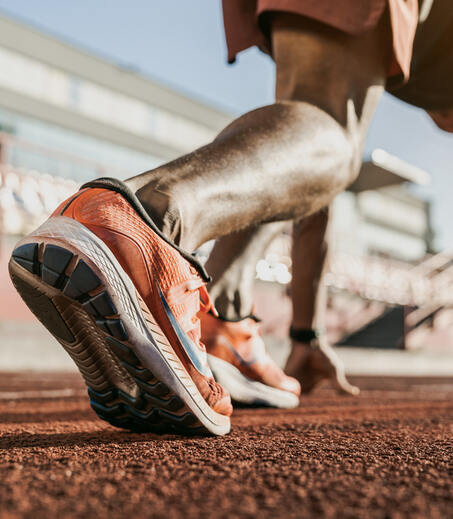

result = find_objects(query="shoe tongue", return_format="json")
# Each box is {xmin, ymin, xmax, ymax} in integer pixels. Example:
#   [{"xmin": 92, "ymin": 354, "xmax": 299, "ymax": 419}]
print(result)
[{"xmin": 80, "ymin": 177, "xmax": 210, "ymax": 282}]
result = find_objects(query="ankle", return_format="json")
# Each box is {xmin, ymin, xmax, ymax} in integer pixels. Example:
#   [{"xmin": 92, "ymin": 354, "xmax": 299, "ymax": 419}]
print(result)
[{"xmin": 209, "ymin": 289, "xmax": 253, "ymax": 322}]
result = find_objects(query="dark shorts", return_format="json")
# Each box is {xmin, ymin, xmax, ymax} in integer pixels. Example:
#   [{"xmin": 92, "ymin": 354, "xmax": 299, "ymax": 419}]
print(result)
[
  {"xmin": 223, "ymin": 0, "xmax": 453, "ymax": 115},
  {"xmin": 389, "ymin": 0, "xmax": 453, "ymax": 112}
]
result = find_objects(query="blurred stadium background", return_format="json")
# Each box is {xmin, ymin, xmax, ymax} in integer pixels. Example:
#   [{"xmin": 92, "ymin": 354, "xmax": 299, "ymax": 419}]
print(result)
[{"xmin": 1, "ymin": 11, "xmax": 452, "ymax": 375}]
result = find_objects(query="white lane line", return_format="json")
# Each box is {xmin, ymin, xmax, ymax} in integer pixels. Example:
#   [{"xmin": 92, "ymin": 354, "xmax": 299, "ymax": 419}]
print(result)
[{"xmin": 0, "ymin": 389, "xmax": 83, "ymax": 400}]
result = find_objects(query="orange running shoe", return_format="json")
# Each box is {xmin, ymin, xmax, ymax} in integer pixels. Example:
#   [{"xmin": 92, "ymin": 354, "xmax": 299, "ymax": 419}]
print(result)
[
  {"xmin": 200, "ymin": 311, "xmax": 301, "ymax": 408},
  {"xmin": 9, "ymin": 178, "xmax": 231, "ymax": 435}
]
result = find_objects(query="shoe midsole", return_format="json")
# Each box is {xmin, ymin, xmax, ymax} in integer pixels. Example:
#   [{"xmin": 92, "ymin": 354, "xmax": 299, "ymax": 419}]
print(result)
[{"xmin": 208, "ymin": 354, "xmax": 299, "ymax": 409}]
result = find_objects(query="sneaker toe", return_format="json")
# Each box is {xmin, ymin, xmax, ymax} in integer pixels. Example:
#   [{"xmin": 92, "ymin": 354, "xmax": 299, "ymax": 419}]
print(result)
[
  {"xmin": 212, "ymin": 394, "xmax": 233, "ymax": 417},
  {"xmin": 278, "ymin": 375, "xmax": 301, "ymax": 397}
]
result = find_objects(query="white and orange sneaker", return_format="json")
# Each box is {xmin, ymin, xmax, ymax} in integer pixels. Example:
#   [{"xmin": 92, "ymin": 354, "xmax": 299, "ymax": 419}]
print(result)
[
  {"xmin": 200, "ymin": 312, "xmax": 301, "ymax": 408},
  {"xmin": 9, "ymin": 178, "xmax": 232, "ymax": 435}
]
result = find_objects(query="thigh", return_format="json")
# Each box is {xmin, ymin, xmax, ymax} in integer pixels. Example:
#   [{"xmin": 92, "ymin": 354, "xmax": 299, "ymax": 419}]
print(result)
[{"xmin": 271, "ymin": 12, "xmax": 392, "ymax": 128}]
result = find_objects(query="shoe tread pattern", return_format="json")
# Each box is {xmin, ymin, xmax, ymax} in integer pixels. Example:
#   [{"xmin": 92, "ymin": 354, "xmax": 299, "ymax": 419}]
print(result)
[{"xmin": 10, "ymin": 242, "xmax": 206, "ymax": 435}]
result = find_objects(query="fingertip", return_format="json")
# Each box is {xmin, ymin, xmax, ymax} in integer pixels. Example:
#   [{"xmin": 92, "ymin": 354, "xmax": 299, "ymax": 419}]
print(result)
[{"xmin": 350, "ymin": 385, "xmax": 360, "ymax": 396}]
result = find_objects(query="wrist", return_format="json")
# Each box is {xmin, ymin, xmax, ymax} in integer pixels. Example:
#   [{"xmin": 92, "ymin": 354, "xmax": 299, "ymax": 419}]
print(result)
[{"xmin": 289, "ymin": 326, "xmax": 322, "ymax": 347}]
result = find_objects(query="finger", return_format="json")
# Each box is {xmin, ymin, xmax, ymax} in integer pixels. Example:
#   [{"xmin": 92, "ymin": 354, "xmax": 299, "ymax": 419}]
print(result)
[{"xmin": 333, "ymin": 371, "xmax": 360, "ymax": 396}]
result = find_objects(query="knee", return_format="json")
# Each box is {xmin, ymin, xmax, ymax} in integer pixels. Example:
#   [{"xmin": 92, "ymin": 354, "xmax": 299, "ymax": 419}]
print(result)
[
  {"xmin": 319, "ymin": 119, "xmax": 359, "ymax": 191},
  {"xmin": 282, "ymin": 100, "xmax": 360, "ymax": 191},
  {"xmin": 331, "ymin": 126, "xmax": 362, "ymax": 190}
]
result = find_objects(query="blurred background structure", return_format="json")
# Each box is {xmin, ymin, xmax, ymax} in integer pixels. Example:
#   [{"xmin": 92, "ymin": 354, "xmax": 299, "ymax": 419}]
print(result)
[
  {"xmin": 0, "ymin": 8, "xmax": 452, "ymax": 374},
  {"xmin": 0, "ymin": 11, "xmax": 230, "ymax": 320}
]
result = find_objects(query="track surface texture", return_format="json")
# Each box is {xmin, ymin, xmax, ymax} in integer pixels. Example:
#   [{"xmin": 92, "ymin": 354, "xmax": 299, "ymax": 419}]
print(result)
[{"xmin": 0, "ymin": 373, "xmax": 452, "ymax": 519}]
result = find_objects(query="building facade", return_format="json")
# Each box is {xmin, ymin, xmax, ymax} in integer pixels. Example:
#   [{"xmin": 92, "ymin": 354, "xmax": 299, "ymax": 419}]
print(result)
[{"xmin": 0, "ymin": 12, "xmax": 232, "ymax": 182}]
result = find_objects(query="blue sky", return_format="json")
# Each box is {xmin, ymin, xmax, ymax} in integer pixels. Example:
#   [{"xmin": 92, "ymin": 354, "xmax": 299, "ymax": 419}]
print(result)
[{"xmin": 0, "ymin": 0, "xmax": 451, "ymax": 248}]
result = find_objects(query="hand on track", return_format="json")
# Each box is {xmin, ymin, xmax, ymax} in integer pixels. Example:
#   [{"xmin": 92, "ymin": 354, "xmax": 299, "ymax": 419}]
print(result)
[{"xmin": 285, "ymin": 336, "xmax": 360, "ymax": 396}]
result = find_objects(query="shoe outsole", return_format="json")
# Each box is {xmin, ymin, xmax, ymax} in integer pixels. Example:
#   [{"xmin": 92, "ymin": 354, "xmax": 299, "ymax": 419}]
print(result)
[{"xmin": 9, "ymin": 217, "xmax": 230, "ymax": 436}]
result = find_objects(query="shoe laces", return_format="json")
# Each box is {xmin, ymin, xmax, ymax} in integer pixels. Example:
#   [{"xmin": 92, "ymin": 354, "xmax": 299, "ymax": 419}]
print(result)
[
  {"xmin": 239, "ymin": 318, "xmax": 285, "ymax": 370},
  {"xmin": 165, "ymin": 277, "xmax": 218, "ymax": 339}
]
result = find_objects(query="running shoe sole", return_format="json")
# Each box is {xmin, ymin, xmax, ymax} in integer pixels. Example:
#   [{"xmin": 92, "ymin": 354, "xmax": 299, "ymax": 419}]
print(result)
[
  {"xmin": 9, "ymin": 216, "xmax": 230, "ymax": 436},
  {"xmin": 208, "ymin": 354, "xmax": 299, "ymax": 409}
]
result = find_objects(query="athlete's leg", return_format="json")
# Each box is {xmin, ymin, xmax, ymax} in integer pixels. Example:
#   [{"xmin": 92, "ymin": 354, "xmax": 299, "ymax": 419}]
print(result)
[
  {"xmin": 290, "ymin": 210, "xmax": 330, "ymax": 332},
  {"xmin": 126, "ymin": 13, "xmax": 391, "ymax": 251},
  {"xmin": 186, "ymin": 13, "xmax": 389, "ymax": 399},
  {"xmin": 285, "ymin": 209, "xmax": 359, "ymax": 394}
]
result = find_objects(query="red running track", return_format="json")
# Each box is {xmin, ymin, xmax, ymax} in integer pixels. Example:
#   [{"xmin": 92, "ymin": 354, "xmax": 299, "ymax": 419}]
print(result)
[{"xmin": 0, "ymin": 372, "xmax": 452, "ymax": 519}]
